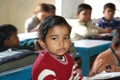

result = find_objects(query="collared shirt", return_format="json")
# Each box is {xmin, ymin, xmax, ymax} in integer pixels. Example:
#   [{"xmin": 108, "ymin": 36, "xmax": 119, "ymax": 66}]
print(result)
[
  {"xmin": 70, "ymin": 20, "xmax": 103, "ymax": 41},
  {"xmin": 96, "ymin": 17, "xmax": 120, "ymax": 30}
]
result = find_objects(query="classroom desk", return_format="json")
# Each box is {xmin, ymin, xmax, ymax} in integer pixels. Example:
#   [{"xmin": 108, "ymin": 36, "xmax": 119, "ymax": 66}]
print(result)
[
  {"xmin": 73, "ymin": 40, "xmax": 111, "ymax": 76},
  {"xmin": 0, "ymin": 65, "xmax": 32, "ymax": 80}
]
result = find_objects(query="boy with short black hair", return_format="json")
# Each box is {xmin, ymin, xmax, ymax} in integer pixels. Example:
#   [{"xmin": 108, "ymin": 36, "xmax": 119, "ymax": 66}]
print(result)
[
  {"xmin": 96, "ymin": 3, "xmax": 120, "ymax": 30},
  {"xmin": 0, "ymin": 24, "xmax": 19, "ymax": 51}
]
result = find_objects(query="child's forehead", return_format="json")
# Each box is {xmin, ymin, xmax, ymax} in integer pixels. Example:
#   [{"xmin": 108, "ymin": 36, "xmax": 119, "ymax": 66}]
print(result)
[
  {"xmin": 104, "ymin": 7, "xmax": 115, "ymax": 11},
  {"xmin": 79, "ymin": 9, "xmax": 91, "ymax": 14},
  {"xmin": 10, "ymin": 32, "xmax": 17, "ymax": 37},
  {"xmin": 47, "ymin": 25, "xmax": 70, "ymax": 34},
  {"xmin": 81, "ymin": 9, "xmax": 91, "ymax": 12},
  {"xmin": 50, "ymin": 25, "xmax": 69, "ymax": 30}
]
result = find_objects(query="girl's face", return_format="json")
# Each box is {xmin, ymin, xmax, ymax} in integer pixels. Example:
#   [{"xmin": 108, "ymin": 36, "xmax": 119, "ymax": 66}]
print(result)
[
  {"xmin": 103, "ymin": 8, "xmax": 115, "ymax": 21},
  {"xmin": 40, "ymin": 26, "xmax": 70, "ymax": 58},
  {"xmin": 5, "ymin": 32, "xmax": 19, "ymax": 47},
  {"xmin": 77, "ymin": 9, "xmax": 91, "ymax": 23}
]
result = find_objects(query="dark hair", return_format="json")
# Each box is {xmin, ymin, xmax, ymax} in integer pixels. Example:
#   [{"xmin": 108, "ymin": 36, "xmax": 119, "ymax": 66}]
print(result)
[
  {"xmin": 48, "ymin": 4, "xmax": 56, "ymax": 14},
  {"xmin": 0, "ymin": 24, "xmax": 17, "ymax": 47},
  {"xmin": 77, "ymin": 3, "xmax": 92, "ymax": 14},
  {"xmin": 38, "ymin": 15, "xmax": 71, "ymax": 42},
  {"xmin": 112, "ymin": 27, "xmax": 120, "ymax": 48},
  {"xmin": 104, "ymin": 3, "xmax": 116, "ymax": 11},
  {"xmin": 34, "ymin": 3, "xmax": 56, "ymax": 14}
]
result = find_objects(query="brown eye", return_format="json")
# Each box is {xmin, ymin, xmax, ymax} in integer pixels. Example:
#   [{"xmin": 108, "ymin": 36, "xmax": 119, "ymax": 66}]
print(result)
[
  {"xmin": 64, "ymin": 36, "xmax": 70, "ymax": 40},
  {"xmin": 51, "ymin": 36, "xmax": 57, "ymax": 40},
  {"xmin": 52, "ymin": 38, "xmax": 56, "ymax": 40}
]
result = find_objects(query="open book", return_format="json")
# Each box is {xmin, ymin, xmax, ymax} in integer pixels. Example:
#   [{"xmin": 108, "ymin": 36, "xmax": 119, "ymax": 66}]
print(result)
[{"xmin": 88, "ymin": 71, "xmax": 120, "ymax": 80}]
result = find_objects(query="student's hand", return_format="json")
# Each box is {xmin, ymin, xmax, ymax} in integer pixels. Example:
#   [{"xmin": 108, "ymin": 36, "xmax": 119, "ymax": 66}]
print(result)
[
  {"xmin": 104, "ymin": 27, "xmax": 112, "ymax": 33},
  {"xmin": 105, "ymin": 64, "xmax": 116, "ymax": 72}
]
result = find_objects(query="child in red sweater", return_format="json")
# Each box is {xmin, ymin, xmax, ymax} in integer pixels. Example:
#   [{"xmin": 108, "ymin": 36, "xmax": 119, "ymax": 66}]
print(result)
[{"xmin": 31, "ymin": 15, "xmax": 88, "ymax": 80}]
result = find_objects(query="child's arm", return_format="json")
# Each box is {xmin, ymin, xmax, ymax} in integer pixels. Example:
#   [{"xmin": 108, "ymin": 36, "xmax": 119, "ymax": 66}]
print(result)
[
  {"xmin": 98, "ymin": 27, "xmax": 112, "ymax": 33},
  {"xmin": 29, "ymin": 23, "xmax": 40, "ymax": 32},
  {"xmin": 90, "ymin": 22, "xmax": 112, "ymax": 34},
  {"xmin": 89, "ymin": 57, "xmax": 120, "ymax": 77},
  {"xmin": 105, "ymin": 65, "xmax": 120, "ymax": 72},
  {"xmin": 88, "ymin": 58, "xmax": 104, "ymax": 77}
]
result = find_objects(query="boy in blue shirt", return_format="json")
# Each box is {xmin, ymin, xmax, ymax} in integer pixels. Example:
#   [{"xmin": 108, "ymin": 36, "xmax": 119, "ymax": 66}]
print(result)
[{"xmin": 96, "ymin": 3, "xmax": 120, "ymax": 30}]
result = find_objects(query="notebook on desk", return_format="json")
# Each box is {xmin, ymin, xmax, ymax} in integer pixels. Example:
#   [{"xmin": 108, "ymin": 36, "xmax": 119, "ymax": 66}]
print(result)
[{"xmin": 89, "ymin": 71, "xmax": 120, "ymax": 80}]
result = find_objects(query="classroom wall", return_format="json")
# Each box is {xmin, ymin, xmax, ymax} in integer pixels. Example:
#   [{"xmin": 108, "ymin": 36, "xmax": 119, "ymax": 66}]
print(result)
[
  {"xmin": 0, "ymin": 0, "xmax": 55, "ymax": 33},
  {"xmin": 1, "ymin": 0, "xmax": 120, "ymax": 33},
  {"xmin": 0, "ymin": 0, "xmax": 84, "ymax": 33},
  {"xmin": 0, "ymin": 0, "xmax": 8, "ymax": 24},
  {"xmin": 85, "ymin": 0, "xmax": 120, "ymax": 19},
  {"xmin": 55, "ymin": 0, "xmax": 84, "ymax": 19}
]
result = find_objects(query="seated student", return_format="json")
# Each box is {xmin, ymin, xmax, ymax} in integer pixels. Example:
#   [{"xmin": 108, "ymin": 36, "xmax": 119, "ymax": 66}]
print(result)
[
  {"xmin": 31, "ymin": 15, "xmax": 88, "ymax": 80},
  {"xmin": 0, "ymin": 24, "xmax": 19, "ymax": 51},
  {"xmin": 70, "ymin": 3, "xmax": 112, "ymax": 41},
  {"xmin": 0, "ymin": 24, "xmax": 38, "ymax": 51},
  {"xmin": 25, "ymin": 3, "xmax": 56, "ymax": 32},
  {"xmin": 89, "ymin": 27, "xmax": 120, "ymax": 77},
  {"xmin": 96, "ymin": 3, "xmax": 120, "ymax": 30}
]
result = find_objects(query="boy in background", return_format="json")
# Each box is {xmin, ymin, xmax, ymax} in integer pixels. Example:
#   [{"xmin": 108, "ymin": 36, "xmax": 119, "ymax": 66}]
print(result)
[
  {"xmin": 70, "ymin": 3, "xmax": 112, "ymax": 41},
  {"xmin": 0, "ymin": 24, "xmax": 36, "ymax": 51},
  {"xmin": 0, "ymin": 24, "xmax": 19, "ymax": 51},
  {"xmin": 25, "ymin": 3, "xmax": 56, "ymax": 32},
  {"xmin": 96, "ymin": 3, "xmax": 120, "ymax": 30}
]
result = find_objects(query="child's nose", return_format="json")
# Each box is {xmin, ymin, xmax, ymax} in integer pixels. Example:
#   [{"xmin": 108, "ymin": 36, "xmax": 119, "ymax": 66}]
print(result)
[{"xmin": 59, "ymin": 39, "xmax": 64, "ymax": 46}]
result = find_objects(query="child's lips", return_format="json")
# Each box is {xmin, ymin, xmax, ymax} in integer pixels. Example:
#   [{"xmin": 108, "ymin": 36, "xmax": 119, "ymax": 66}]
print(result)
[{"xmin": 57, "ymin": 48, "xmax": 65, "ymax": 52}]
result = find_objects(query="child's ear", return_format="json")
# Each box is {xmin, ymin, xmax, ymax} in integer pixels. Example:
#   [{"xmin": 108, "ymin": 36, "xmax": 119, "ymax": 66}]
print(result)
[
  {"xmin": 76, "ymin": 13, "xmax": 79, "ymax": 17},
  {"xmin": 38, "ymin": 39, "xmax": 46, "ymax": 49}
]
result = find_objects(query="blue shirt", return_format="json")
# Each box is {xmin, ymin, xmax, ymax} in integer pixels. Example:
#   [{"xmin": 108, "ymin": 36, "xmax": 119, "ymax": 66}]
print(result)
[{"xmin": 96, "ymin": 17, "xmax": 120, "ymax": 30}]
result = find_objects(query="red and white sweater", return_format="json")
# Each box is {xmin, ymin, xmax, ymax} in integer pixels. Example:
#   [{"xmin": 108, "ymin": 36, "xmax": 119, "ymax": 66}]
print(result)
[{"xmin": 32, "ymin": 50, "xmax": 85, "ymax": 80}]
